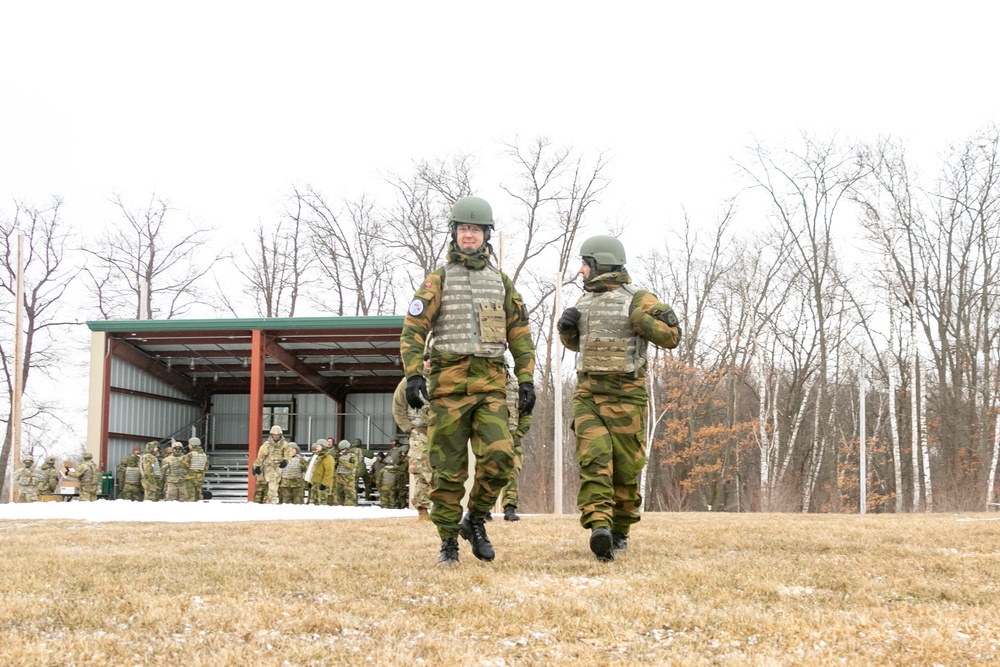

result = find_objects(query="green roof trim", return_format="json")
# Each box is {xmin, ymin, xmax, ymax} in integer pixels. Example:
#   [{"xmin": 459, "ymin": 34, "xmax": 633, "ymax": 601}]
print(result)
[{"xmin": 86, "ymin": 315, "xmax": 405, "ymax": 333}]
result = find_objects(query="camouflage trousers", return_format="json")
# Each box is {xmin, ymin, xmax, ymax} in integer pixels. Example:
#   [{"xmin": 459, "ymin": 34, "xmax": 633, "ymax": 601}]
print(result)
[
  {"xmin": 263, "ymin": 466, "xmax": 282, "ymax": 504},
  {"xmin": 408, "ymin": 430, "xmax": 432, "ymax": 510},
  {"xmin": 279, "ymin": 481, "xmax": 304, "ymax": 504},
  {"xmin": 332, "ymin": 474, "xmax": 357, "ymax": 506},
  {"xmin": 142, "ymin": 477, "xmax": 161, "ymax": 501},
  {"xmin": 379, "ymin": 470, "xmax": 403, "ymax": 509},
  {"xmin": 308, "ymin": 484, "xmax": 329, "ymax": 505},
  {"xmin": 428, "ymin": 391, "xmax": 514, "ymax": 540},
  {"xmin": 573, "ymin": 393, "xmax": 647, "ymax": 532},
  {"xmin": 121, "ymin": 482, "xmax": 143, "ymax": 501},
  {"xmin": 500, "ymin": 463, "xmax": 521, "ymax": 508},
  {"xmin": 163, "ymin": 480, "xmax": 184, "ymax": 501},
  {"xmin": 182, "ymin": 474, "xmax": 204, "ymax": 502},
  {"xmin": 16, "ymin": 489, "xmax": 38, "ymax": 503},
  {"xmin": 253, "ymin": 481, "xmax": 268, "ymax": 504},
  {"xmin": 79, "ymin": 484, "xmax": 100, "ymax": 502}
]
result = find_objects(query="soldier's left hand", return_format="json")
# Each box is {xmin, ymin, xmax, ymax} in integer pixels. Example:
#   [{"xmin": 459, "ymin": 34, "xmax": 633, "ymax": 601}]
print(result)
[
  {"xmin": 517, "ymin": 382, "xmax": 536, "ymax": 415},
  {"xmin": 278, "ymin": 460, "xmax": 288, "ymax": 468}
]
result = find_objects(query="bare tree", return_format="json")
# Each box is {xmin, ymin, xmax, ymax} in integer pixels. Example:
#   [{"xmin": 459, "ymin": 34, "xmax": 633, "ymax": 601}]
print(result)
[
  {"xmin": 223, "ymin": 191, "xmax": 314, "ymax": 318},
  {"xmin": 85, "ymin": 193, "xmax": 220, "ymax": 319},
  {"xmin": 304, "ymin": 187, "xmax": 399, "ymax": 316},
  {"xmin": 0, "ymin": 198, "xmax": 80, "ymax": 499},
  {"xmin": 379, "ymin": 155, "xmax": 475, "ymax": 283}
]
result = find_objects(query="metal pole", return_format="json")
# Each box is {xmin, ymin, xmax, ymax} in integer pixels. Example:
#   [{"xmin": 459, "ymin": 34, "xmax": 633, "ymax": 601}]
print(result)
[
  {"xmin": 553, "ymin": 270, "xmax": 563, "ymax": 515},
  {"xmin": 10, "ymin": 234, "xmax": 24, "ymax": 503},
  {"xmin": 859, "ymin": 357, "xmax": 867, "ymax": 515}
]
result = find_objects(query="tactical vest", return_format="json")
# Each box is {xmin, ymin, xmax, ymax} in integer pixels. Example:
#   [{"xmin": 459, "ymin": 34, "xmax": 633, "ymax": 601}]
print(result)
[
  {"xmin": 17, "ymin": 467, "xmax": 35, "ymax": 490},
  {"xmin": 79, "ymin": 462, "xmax": 96, "ymax": 484},
  {"xmin": 432, "ymin": 262, "xmax": 507, "ymax": 357},
  {"xmin": 282, "ymin": 456, "xmax": 303, "ymax": 480},
  {"xmin": 143, "ymin": 454, "xmax": 162, "ymax": 478},
  {"xmin": 163, "ymin": 456, "xmax": 186, "ymax": 483},
  {"xmin": 381, "ymin": 469, "xmax": 398, "ymax": 486},
  {"xmin": 189, "ymin": 450, "xmax": 208, "ymax": 472},
  {"xmin": 124, "ymin": 465, "xmax": 141, "ymax": 484},
  {"xmin": 576, "ymin": 285, "xmax": 647, "ymax": 375},
  {"xmin": 336, "ymin": 451, "xmax": 358, "ymax": 475}
]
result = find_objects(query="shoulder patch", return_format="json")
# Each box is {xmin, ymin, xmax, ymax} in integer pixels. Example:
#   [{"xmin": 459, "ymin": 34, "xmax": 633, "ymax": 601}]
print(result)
[
  {"xmin": 408, "ymin": 299, "xmax": 425, "ymax": 316},
  {"xmin": 424, "ymin": 281, "xmax": 432, "ymax": 288}
]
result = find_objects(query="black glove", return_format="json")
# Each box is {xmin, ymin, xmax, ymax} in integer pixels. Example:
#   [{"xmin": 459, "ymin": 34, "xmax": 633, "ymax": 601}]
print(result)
[
  {"xmin": 405, "ymin": 375, "xmax": 428, "ymax": 409},
  {"xmin": 517, "ymin": 382, "xmax": 536, "ymax": 415},
  {"xmin": 557, "ymin": 307, "xmax": 580, "ymax": 333},
  {"xmin": 278, "ymin": 460, "xmax": 288, "ymax": 468},
  {"xmin": 253, "ymin": 466, "xmax": 261, "ymax": 476},
  {"xmin": 319, "ymin": 484, "xmax": 328, "ymax": 491}
]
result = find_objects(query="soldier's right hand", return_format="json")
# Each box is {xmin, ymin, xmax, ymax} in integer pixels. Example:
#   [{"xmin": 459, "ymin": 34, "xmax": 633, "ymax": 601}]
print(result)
[
  {"xmin": 319, "ymin": 484, "xmax": 328, "ymax": 491},
  {"xmin": 405, "ymin": 376, "xmax": 429, "ymax": 409},
  {"xmin": 253, "ymin": 466, "xmax": 261, "ymax": 476},
  {"xmin": 557, "ymin": 307, "xmax": 581, "ymax": 333}
]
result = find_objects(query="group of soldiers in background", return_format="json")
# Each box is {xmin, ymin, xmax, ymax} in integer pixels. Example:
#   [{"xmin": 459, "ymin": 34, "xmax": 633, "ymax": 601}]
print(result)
[
  {"xmin": 251, "ymin": 425, "xmax": 410, "ymax": 507},
  {"xmin": 113, "ymin": 436, "xmax": 210, "ymax": 502},
  {"xmin": 13, "ymin": 435, "xmax": 209, "ymax": 504}
]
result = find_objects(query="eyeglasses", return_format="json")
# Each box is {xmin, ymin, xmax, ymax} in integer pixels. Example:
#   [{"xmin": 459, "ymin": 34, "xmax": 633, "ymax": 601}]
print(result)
[{"xmin": 455, "ymin": 224, "xmax": 484, "ymax": 236}]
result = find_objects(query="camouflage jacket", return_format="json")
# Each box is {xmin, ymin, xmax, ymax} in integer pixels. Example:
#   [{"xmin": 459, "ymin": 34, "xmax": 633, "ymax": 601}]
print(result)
[
  {"xmin": 400, "ymin": 244, "xmax": 535, "ymax": 396},
  {"xmin": 255, "ymin": 437, "xmax": 291, "ymax": 470},
  {"xmin": 560, "ymin": 269, "xmax": 681, "ymax": 403},
  {"xmin": 392, "ymin": 377, "xmax": 429, "ymax": 436}
]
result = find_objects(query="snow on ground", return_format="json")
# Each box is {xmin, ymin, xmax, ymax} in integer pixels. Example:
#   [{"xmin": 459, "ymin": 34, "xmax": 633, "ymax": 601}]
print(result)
[{"xmin": 0, "ymin": 500, "xmax": 418, "ymax": 523}]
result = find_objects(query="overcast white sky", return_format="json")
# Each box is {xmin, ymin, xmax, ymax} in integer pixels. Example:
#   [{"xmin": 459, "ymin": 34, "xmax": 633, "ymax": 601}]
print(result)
[
  {"xmin": 3, "ymin": 2, "xmax": 999, "ymax": 245},
  {"xmin": 2, "ymin": 2, "xmax": 999, "ymax": 454}
]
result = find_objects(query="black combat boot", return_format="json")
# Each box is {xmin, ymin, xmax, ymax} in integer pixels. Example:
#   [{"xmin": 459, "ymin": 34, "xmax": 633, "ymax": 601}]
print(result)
[
  {"xmin": 590, "ymin": 526, "xmax": 614, "ymax": 562},
  {"xmin": 459, "ymin": 513, "xmax": 495, "ymax": 561},
  {"xmin": 611, "ymin": 530, "xmax": 628, "ymax": 554},
  {"xmin": 438, "ymin": 537, "xmax": 459, "ymax": 565},
  {"xmin": 503, "ymin": 504, "xmax": 520, "ymax": 521}
]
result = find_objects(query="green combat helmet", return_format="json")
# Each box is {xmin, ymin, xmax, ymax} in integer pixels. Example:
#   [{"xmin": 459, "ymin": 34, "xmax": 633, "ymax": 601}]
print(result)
[
  {"xmin": 580, "ymin": 235, "xmax": 627, "ymax": 275},
  {"xmin": 448, "ymin": 196, "xmax": 495, "ymax": 247}
]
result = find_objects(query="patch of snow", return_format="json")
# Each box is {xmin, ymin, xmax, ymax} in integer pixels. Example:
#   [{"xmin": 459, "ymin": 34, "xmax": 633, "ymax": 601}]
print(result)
[{"xmin": 0, "ymin": 499, "xmax": 417, "ymax": 523}]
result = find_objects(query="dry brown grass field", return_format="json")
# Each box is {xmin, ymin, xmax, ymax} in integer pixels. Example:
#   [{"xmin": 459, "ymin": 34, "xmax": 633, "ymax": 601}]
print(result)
[{"xmin": 1, "ymin": 511, "xmax": 998, "ymax": 666}]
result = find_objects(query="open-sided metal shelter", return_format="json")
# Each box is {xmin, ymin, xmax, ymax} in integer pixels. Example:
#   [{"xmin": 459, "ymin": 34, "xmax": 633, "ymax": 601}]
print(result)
[{"xmin": 85, "ymin": 316, "xmax": 405, "ymax": 500}]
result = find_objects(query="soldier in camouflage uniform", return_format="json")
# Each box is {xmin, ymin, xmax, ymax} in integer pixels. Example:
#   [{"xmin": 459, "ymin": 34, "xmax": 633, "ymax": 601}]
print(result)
[
  {"xmin": 37, "ymin": 456, "xmax": 60, "ymax": 500},
  {"xmin": 117, "ymin": 445, "xmax": 141, "ymax": 498},
  {"xmin": 278, "ymin": 443, "xmax": 307, "ymax": 504},
  {"xmin": 140, "ymin": 441, "xmax": 162, "ymax": 502},
  {"xmin": 558, "ymin": 235, "xmax": 681, "ymax": 561},
  {"xmin": 332, "ymin": 439, "xmax": 359, "ymax": 506},
  {"xmin": 252, "ymin": 466, "xmax": 269, "ymax": 504},
  {"xmin": 65, "ymin": 452, "xmax": 100, "ymax": 501},
  {"xmin": 393, "ymin": 357, "xmax": 433, "ymax": 520},
  {"xmin": 161, "ymin": 443, "xmax": 189, "ymax": 501},
  {"xmin": 120, "ymin": 454, "xmax": 144, "ymax": 501},
  {"xmin": 379, "ymin": 441, "xmax": 408, "ymax": 509},
  {"xmin": 305, "ymin": 439, "xmax": 334, "ymax": 505},
  {"xmin": 182, "ymin": 437, "xmax": 210, "ymax": 502},
  {"xmin": 400, "ymin": 196, "xmax": 536, "ymax": 565},
  {"xmin": 347, "ymin": 438, "xmax": 374, "ymax": 501},
  {"xmin": 15, "ymin": 456, "xmax": 41, "ymax": 502},
  {"xmin": 254, "ymin": 425, "xmax": 291, "ymax": 505},
  {"xmin": 500, "ymin": 367, "xmax": 533, "ymax": 521}
]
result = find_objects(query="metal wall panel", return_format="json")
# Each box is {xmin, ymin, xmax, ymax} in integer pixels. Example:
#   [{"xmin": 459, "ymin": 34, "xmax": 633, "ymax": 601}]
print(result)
[
  {"xmin": 343, "ymin": 393, "xmax": 396, "ymax": 447},
  {"xmin": 208, "ymin": 392, "xmax": 394, "ymax": 447},
  {"xmin": 110, "ymin": 357, "xmax": 189, "ymax": 400},
  {"xmin": 109, "ymin": 392, "xmax": 200, "ymax": 442}
]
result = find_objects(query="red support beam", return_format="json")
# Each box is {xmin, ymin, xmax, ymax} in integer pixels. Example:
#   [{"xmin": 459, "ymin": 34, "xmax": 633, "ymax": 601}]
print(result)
[{"xmin": 247, "ymin": 330, "xmax": 266, "ymax": 501}]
